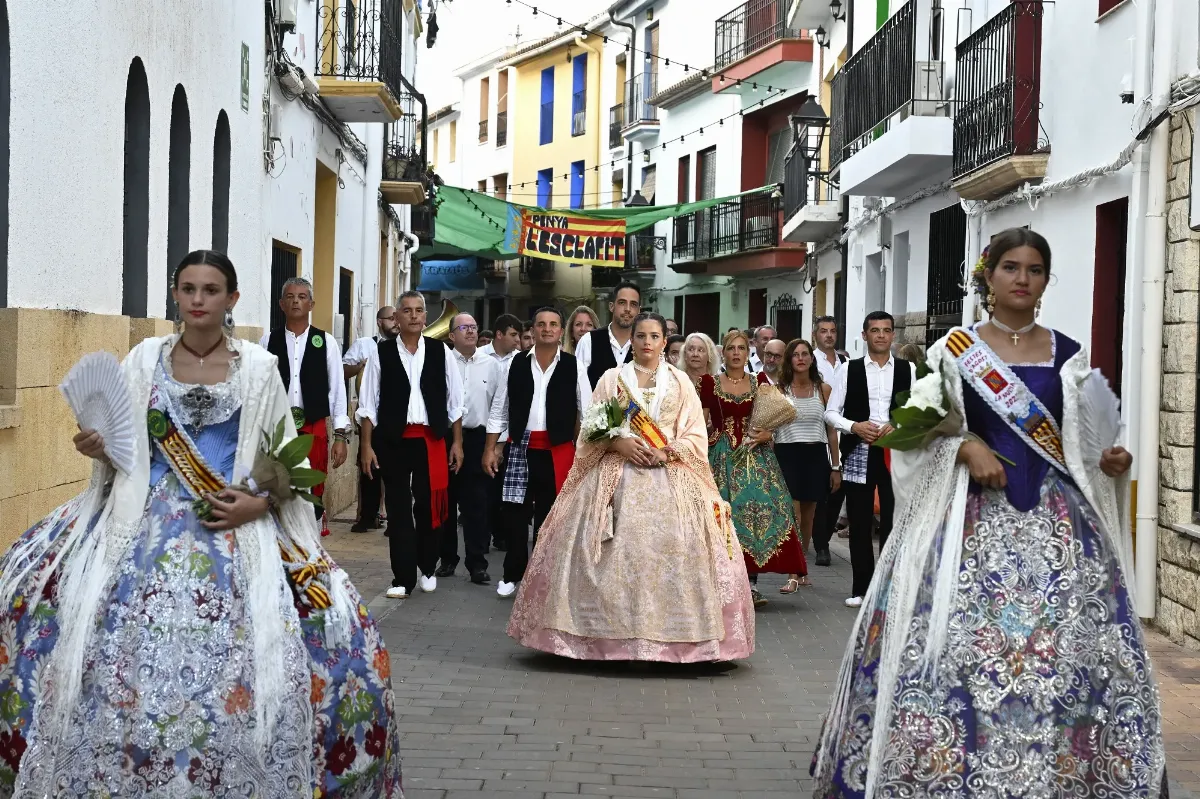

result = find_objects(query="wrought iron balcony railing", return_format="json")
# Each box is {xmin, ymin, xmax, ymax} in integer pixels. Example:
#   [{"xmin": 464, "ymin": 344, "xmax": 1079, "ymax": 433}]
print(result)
[
  {"xmin": 591, "ymin": 266, "xmax": 622, "ymax": 290},
  {"xmin": 609, "ymin": 103, "xmax": 624, "ymax": 148},
  {"xmin": 672, "ymin": 194, "xmax": 781, "ymax": 262},
  {"xmin": 478, "ymin": 118, "xmax": 488, "ymax": 143},
  {"xmin": 830, "ymin": 0, "xmax": 940, "ymax": 169},
  {"xmin": 714, "ymin": 0, "xmax": 802, "ymax": 70},
  {"xmin": 496, "ymin": 110, "xmax": 508, "ymax": 147},
  {"xmin": 518, "ymin": 257, "xmax": 556, "ymax": 284},
  {"xmin": 953, "ymin": 1, "xmax": 1045, "ymax": 178},
  {"xmin": 315, "ymin": 0, "xmax": 405, "ymax": 109},
  {"xmin": 572, "ymin": 90, "xmax": 586, "ymax": 137},
  {"xmin": 625, "ymin": 234, "xmax": 665, "ymax": 271},
  {"xmin": 382, "ymin": 76, "xmax": 428, "ymax": 181},
  {"xmin": 783, "ymin": 146, "xmax": 839, "ymax": 223},
  {"xmin": 623, "ymin": 73, "xmax": 659, "ymax": 129}
]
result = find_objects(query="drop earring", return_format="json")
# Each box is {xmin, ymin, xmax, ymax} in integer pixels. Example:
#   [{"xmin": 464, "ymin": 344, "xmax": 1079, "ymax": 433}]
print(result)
[
  {"xmin": 1035, "ymin": 297, "xmax": 1043, "ymax": 317},
  {"xmin": 986, "ymin": 286, "xmax": 996, "ymax": 316},
  {"xmin": 224, "ymin": 308, "xmax": 235, "ymax": 332}
]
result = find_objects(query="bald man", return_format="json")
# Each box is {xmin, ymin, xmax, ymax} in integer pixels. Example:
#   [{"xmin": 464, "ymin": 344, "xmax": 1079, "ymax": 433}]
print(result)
[
  {"xmin": 344, "ymin": 305, "xmax": 399, "ymax": 532},
  {"xmin": 761, "ymin": 338, "xmax": 786, "ymax": 385}
]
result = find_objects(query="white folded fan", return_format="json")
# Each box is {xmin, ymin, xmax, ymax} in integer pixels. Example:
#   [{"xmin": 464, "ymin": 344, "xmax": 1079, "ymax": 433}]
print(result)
[
  {"xmin": 1078, "ymin": 367, "xmax": 1123, "ymax": 468},
  {"xmin": 59, "ymin": 351, "xmax": 137, "ymax": 475}
]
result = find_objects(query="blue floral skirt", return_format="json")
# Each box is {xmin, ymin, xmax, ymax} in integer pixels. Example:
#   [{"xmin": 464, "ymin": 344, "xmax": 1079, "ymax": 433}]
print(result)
[
  {"xmin": 0, "ymin": 478, "xmax": 402, "ymax": 798},
  {"xmin": 811, "ymin": 475, "xmax": 1163, "ymax": 797}
]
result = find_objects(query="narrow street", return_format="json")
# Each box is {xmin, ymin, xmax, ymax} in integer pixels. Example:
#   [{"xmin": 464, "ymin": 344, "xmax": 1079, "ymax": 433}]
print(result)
[{"xmin": 325, "ymin": 514, "xmax": 1200, "ymax": 798}]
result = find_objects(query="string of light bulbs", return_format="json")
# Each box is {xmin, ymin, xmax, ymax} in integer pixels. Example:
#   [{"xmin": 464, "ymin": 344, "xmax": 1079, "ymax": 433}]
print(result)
[{"xmin": 501, "ymin": 0, "xmax": 803, "ymax": 94}]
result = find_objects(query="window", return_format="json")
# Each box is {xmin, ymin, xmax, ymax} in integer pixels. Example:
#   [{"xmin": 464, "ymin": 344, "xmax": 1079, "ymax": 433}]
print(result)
[
  {"xmin": 1092, "ymin": 197, "xmax": 1129, "ymax": 395},
  {"xmin": 479, "ymin": 77, "xmax": 490, "ymax": 143},
  {"xmin": 639, "ymin": 164, "xmax": 657, "ymax": 205},
  {"xmin": 338, "ymin": 267, "xmax": 353, "ymax": 352},
  {"xmin": 748, "ymin": 289, "xmax": 767, "ymax": 328},
  {"xmin": 494, "ymin": 173, "xmax": 508, "ymax": 200},
  {"xmin": 571, "ymin": 53, "xmax": 587, "ymax": 137},
  {"xmin": 270, "ymin": 242, "xmax": 300, "ymax": 332},
  {"xmin": 121, "ymin": 57, "xmax": 151, "ymax": 318},
  {"xmin": 765, "ymin": 126, "xmax": 795, "ymax": 185},
  {"xmin": 540, "ymin": 66, "xmax": 554, "ymax": 145},
  {"xmin": 611, "ymin": 171, "xmax": 623, "ymax": 207},
  {"xmin": 432, "ymin": 129, "xmax": 439, "ymax": 169},
  {"xmin": 570, "ymin": 160, "xmax": 585, "ymax": 209},
  {"xmin": 537, "ymin": 167, "xmax": 554, "ymax": 208},
  {"xmin": 167, "ymin": 84, "xmax": 190, "ymax": 319},
  {"xmin": 925, "ymin": 204, "xmax": 967, "ymax": 345},
  {"xmin": 677, "ymin": 155, "xmax": 691, "ymax": 204},
  {"xmin": 478, "ymin": 179, "xmax": 487, "ymax": 193},
  {"xmin": 497, "ymin": 70, "xmax": 509, "ymax": 148},
  {"xmin": 449, "ymin": 120, "xmax": 457, "ymax": 162}
]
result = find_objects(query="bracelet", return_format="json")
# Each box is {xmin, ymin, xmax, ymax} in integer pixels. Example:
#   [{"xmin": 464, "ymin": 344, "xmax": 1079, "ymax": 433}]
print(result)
[{"xmin": 333, "ymin": 429, "xmax": 351, "ymax": 443}]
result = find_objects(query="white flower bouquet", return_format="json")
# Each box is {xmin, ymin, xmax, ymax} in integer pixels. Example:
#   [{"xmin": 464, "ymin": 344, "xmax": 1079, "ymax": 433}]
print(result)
[{"xmin": 581, "ymin": 397, "xmax": 628, "ymax": 444}]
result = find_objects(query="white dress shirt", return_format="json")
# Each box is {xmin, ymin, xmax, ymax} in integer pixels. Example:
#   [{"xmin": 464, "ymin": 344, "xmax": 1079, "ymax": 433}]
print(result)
[
  {"xmin": 480, "ymin": 342, "xmax": 517, "ymax": 365},
  {"xmin": 259, "ymin": 327, "xmax": 350, "ymax": 430},
  {"xmin": 343, "ymin": 335, "xmax": 383, "ymax": 366},
  {"xmin": 816, "ymin": 349, "xmax": 843, "ymax": 385},
  {"xmin": 453, "ymin": 347, "xmax": 500, "ymax": 430},
  {"xmin": 824, "ymin": 355, "xmax": 918, "ymax": 433},
  {"xmin": 573, "ymin": 325, "xmax": 631, "ymax": 371},
  {"xmin": 749, "ymin": 350, "xmax": 763, "ymax": 373},
  {"xmin": 486, "ymin": 348, "xmax": 592, "ymax": 437},
  {"xmin": 355, "ymin": 337, "xmax": 464, "ymax": 428}
]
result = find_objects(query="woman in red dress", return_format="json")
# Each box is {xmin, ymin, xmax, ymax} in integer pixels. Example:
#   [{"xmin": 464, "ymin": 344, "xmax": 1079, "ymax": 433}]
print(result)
[{"xmin": 699, "ymin": 331, "xmax": 806, "ymax": 608}]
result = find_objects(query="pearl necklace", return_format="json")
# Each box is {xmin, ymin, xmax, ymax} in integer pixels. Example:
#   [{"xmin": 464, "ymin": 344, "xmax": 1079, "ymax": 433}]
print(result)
[
  {"xmin": 990, "ymin": 318, "xmax": 1037, "ymax": 347},
  {"xmin": 633, "ymin": 362, "xmax": 657, "ymax": 376}
]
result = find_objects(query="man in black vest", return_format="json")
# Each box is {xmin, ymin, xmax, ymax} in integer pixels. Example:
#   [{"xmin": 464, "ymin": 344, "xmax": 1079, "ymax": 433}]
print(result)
[
  {"xmin": 824, "ymin": 311, "xmax": 915, "ymax": 608},
  {"xmin": 574, "ymin": 280, "xmax": 640, "ymax": 389},
  {"xmin": 813, "ymin": 315, "xmax": 848, "ymax": 566},
  {"xmin": 483, "ymin": 307, "xmax": 592, "ymax": 599},
  {"xmin": 358, "ymin": 291, "xmax": 465, "ymax": 600},
  {"xmin": 261, "ymin": 277, "xmax": 350, "ymax": 538}
]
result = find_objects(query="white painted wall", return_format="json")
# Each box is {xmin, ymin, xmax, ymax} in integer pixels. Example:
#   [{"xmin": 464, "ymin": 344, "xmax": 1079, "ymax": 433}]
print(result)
[{"xmin": 455, "ymin": 59, "xmax": 516, "ymax": 195}]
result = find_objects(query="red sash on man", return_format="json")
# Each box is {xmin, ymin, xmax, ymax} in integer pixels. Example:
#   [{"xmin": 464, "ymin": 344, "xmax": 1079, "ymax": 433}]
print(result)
[
  {"xmin": 526, "ymin": 430, "xmax": 575, "ymax": 493},
  {"xmin": 402, "ymin": 424, "xmax": 450, "ymax": 527},
  {"xmin": 300, "ymin": 419, "xmax": 330, "ymax": 535}
]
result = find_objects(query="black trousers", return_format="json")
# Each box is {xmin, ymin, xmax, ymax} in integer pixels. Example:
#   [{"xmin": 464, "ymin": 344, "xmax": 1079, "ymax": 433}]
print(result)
[
  {"xmin": 500, "ymin": 449, "xmax": 558, "ymax": 584},
  {"xmin": 377, "ymin": 436, "xmax": 440, "ymax": 591},
  {"xmin": 442, "ymin": 427, "xmax": 490, "ymax": 575},
  {"xmin": 488, "ymin": 443, "xmax": 509, "ymax": 546},
  {"xmin": 357, "ymin": 459, "xmax": 383, "ymax": 526},
  {"xmin": 844, "ymin": 447, "xmax": 895, "ymax": 598},
  {"xmin": 814, "ymin": 482, "xmax": 844, "ymax": 553}
]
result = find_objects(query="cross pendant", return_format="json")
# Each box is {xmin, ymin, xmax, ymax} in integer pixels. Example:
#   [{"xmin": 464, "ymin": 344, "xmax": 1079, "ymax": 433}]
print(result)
[{"xmin": 1010, "ymin": 332, "xmax": 1021, "ymax": 347}]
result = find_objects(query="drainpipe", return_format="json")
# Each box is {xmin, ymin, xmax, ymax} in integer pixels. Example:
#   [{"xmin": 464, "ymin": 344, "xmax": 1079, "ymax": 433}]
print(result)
[
  {"xmin": 961, "ymin": 211, "xmax": 981, "ymax": 326},
  {"xmin": 610, "ymin": 6, "xmax": 637, "ymax": 200},
  {"xmin": 1132, "ymin": 0, "xmax": 1173, "ymax": 619}
]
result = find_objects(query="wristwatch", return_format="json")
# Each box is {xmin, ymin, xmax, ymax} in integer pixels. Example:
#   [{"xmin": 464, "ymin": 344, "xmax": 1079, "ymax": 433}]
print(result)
[{"xmin": 831, "ymin": 465, "xmax": 842, "ymax": 472}]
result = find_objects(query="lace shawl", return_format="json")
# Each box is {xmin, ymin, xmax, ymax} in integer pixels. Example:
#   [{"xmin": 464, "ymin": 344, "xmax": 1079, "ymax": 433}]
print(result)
[{"xmin": 813, "ymin": 333, "xmax": 1144, "ymax": 796}]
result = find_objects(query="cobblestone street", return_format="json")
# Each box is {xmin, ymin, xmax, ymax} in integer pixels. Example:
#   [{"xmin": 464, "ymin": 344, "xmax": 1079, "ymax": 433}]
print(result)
[{"xmin": 326, "ymin": 514, "xmax": 1200, "ymax": 798}]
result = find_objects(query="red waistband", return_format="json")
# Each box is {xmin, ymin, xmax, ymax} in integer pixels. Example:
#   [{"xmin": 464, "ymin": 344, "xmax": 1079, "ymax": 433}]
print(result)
[
  {"xmin": 402, "ymin": 424, "xmax": 435, "ymax": 439},
  {"xmin": 526, "ymin": 430, "xmax": 556, "ymax": 450}
]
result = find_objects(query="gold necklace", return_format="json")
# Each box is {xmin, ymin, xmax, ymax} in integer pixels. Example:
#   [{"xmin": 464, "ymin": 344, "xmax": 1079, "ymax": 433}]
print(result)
[{"xmin": 725, "ymin": 371, "xmax": 748, "ymax": 385}]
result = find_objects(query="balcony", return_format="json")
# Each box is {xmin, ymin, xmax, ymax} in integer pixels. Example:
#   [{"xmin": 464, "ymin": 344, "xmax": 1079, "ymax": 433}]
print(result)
[
  {"xmin": 622, "ymin": 73, "xmax": 660, "ymax": 142},
  {"xmin": 496, "ymin": 110, "xmax": 508, "ymax": 147},
  {"xmin": 518, "ymin": 257, "xmax": 556, "ymax": 285},
  {"xmin": 411, "ymin": 200, "xmax": 435, "ymax": 246},
  {"xmin": 572, "ymin": 91, "xmax": 586, "ymax": 137},
  {"xmin": 951, "ymin": 2, "xmax": 1047, "ymax": 200},
  {"xmin": 478, "ymin": 118, "xmax": 488, "ymax": 144},
  {"xmin": 781, "ymin": 146, "xmax": 842, "ymax": 243},
  {"xmin": 591, "ymin": 266, "xmax": 622, "ymax": 291},
  {"xmin": 830, "ymin": 0, "xmax": 953, "ymax": 197},
  {"xmin": 669, "ymin": 194, "xmax": 806, "ymax": 277},
  {"xmin": 609, "ymin": 104, "xmax": 624, "ymax": 149},
  {"xmin": 480, "ymin": 260, "xmax": 508, "ymax": 280},
  {"xmin": 789, "ymin": 0, "xmax": 834, "ymax": 29},
  {"xmin": 624, "ymin": 234, "xmax": 665, "ymax": 276},
  {"xmin": 315, "ymin": 0, "xmax": 406, "ymax": 122},
  {"xmin": 379, "ymin": 81, "xmax": 428, "ymax": 205},
  {"xmin": 713, "ymin": 0, "xmax": 813, "ymax": 96}
]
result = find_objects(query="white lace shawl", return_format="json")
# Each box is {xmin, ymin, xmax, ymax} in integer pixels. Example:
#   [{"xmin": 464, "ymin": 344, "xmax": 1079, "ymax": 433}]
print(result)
[
  {"xmin": 0, "ymin": 335, "xmax": 356, "ymax": 758},
  {"xmin": 814, "ymin": 333, "xmax": 1138, "ymax": 795}
]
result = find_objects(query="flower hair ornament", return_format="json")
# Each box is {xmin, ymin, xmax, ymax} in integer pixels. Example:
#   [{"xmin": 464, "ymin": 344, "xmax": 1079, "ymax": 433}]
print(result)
[{"xmin": 971, "ymin": 245, "xmax": 994, "ymax": 315}]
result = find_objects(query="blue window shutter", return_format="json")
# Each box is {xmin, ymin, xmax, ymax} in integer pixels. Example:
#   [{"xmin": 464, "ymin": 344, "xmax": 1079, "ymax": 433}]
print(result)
[
  {"xmin": 570, "ymin": 161, "xmax": 584, "ymax": 209},
  {"xmin": 537, "ymin": 168, "xmax": 553, "ymax": 208},
  {"xmin": 540, "ymin": 67, "xmax": 554, "ymax": 145}
]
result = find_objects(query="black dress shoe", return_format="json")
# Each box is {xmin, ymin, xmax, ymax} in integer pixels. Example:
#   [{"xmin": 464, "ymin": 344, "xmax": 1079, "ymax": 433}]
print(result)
[
  {"xmin": 470, "ymin": 570, "xmax": 491, "ymax": 585},
  {"xmin": 350, "ymin": 523, "xmax": 373, "ymax": 533},
  {"xmin": 815, "ymin": 549, "xmax": 832, "ymax": 566},
  {"xmin": 434, "ymin": 563, "xmax": 458, "ymax": 578},
  {"xmin": 492, "ymin": 541, "xmax": 507, "ymax": 552}
]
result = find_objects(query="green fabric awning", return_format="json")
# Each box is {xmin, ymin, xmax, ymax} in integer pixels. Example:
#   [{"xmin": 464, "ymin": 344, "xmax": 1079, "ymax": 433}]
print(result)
[{"xmin": 413, "ymin": 185, "xmax": 776, "ymax": 262}]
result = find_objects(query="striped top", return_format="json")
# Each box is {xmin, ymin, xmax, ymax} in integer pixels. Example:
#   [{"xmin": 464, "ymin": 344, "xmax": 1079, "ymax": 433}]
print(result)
[{"xmin": 774, "ymin": 387, "xmax": 827, "ymax": 444}]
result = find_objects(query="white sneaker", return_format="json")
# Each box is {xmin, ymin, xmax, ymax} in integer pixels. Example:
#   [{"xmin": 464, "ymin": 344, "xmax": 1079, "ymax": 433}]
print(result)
[
  {"xmin": 385, "ymin": 586, "xmax": 407, "ymax": 599},
  {"xmin": 844, "ymin": 596, "xmax": 864, "ymax": 608},
  {"xmin": 419, "ymin": 575, "xmax": 437, "ymax": 593},
  {"xmin": 497, "ymin": 581, "xmax": 517, "ymax": 598}
]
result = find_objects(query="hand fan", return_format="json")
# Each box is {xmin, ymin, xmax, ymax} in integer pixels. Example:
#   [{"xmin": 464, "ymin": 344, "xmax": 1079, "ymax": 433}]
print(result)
[
  {"xmin": 1078, "ymin": 368, "xmax": 1122, "ymax": 469},
  {"xmin": 59, "ymin": 352, "xmax": 137, "ymax": 475}
]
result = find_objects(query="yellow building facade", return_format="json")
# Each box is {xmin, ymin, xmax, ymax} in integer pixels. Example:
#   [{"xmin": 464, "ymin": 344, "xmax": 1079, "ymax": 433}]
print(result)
[{"xmin": 505, "ymin": 34, "xmax": 607, "ymax": 304}]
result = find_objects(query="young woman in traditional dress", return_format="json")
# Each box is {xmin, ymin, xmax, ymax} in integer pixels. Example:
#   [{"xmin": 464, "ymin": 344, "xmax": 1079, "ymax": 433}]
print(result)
[
  {"xmin": 811, "ymin": 228, "xmax": 1164, "ymax": 797},
  {"xmin": 507, "ymin": 313, "xmax": 755, "ymax": 662},
  {"xmin": 0, "ymin": 251, "xmax": 402, "ymax": 798},
  {"xmin": 699, "ymin": 330, "xmax": 806, "ymax": 608}
]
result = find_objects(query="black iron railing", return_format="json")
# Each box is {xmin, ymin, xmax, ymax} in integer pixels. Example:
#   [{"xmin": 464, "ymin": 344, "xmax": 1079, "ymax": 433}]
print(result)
[
  {"xmin": 315, "ymin": 0, "xmax": 405, "ymax": 110},
  {"xmin": 829, "ymin": 0, "xmax": 917, "ymax": 169},
  {"xmin": 382, "ymin": 76, "xmax": 428, "ymax": 182},
  {"xmin": 519, "ymin": 257, "xmax": 556, "ymax": 284},
  {"xmin": 591, "ymin": 266, "xmax": 622, "ymax": 290},
  {"xmin": 954, "ymin": 1, "xmax": 1045, "ymax": 178},
  {"xmin": 672, "ymin": 194, "xmax": 781, "ymax": 262},
  {"xmin": 572, "ymin": 90, "xmax": 586, "ymax": 136},
  {"xmin": 496, "ymin": 110, "xmax": 508, "ymax": 146},
  {"xmin": 714, "ymin": 0, "xmax": 801, "ymax": 70},
  {"xmin": 625, "ymin": 234, "xmax": 665, "ymax": 271},
  {"xmin": 411, "ymin": 200, "xmax": 435, "ymax": 245},
  {"xmin": 783, "ymin": 145, "xmax": 839, "ymax": 223},
  {"xmin": 478, "ymin": 118, "xmax": 488, "ymax": 143},
  {"xmin": 925, "ymin": 203, "xmax": 967, "ymax": 330},
  {"xmin": 624, "ymin": 73, "xmax": 659, "ymax": 128},
  {"xmin": 609, "ymin": 104, "xmax": 625, "ymax": 148}
]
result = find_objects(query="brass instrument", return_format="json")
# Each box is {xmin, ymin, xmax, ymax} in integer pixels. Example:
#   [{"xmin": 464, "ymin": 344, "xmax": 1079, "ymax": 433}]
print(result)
[{"xmin": 423, "ymin": 299, "xmax": 460, "ymax": 341}]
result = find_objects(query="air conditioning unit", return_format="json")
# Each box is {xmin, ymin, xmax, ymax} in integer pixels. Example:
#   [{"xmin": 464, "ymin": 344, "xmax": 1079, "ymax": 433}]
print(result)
[
  {"xmin": 274, "ymin": 0, "xmax": 299, "ymax": 31},
  {"xmin": 912, "ymin": 61, "xmax": 947, "ymax": 117}
]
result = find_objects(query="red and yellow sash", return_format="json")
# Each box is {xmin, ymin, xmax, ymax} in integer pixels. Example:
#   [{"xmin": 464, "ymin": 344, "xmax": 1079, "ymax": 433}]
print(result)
[{"xmin": 616, "ymin": 377, "xmax": 669, "ymax": 449}]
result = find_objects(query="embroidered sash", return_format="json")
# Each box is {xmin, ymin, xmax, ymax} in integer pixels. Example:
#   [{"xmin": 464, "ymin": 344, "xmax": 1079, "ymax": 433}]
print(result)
[
  {"xmin": 616, "ymin": 377, "xmax": 669, "ymax": 449},
  {"xmin": 945, "ymin": 328, "xmax": 1068, "ymax": 474},
  {"xmin": 147, "ymin": 368, "xmax": 334, "ymax": 611}
]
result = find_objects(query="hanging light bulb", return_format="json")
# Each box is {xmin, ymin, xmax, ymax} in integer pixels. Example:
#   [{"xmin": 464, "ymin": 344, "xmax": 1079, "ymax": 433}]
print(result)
[
  {"xmin": 532, "ymin": 6, "xmax": 537, "ymax": 15},
  {"xmin": 720, "ymin": 74, "xmax": 726, "ymax": 84}
]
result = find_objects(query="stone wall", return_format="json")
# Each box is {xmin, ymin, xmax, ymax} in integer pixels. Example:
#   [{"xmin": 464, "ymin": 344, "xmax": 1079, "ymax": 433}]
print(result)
[{"xmin": 1156, "ymin": 106, "xmax": 1200, "ymax": 648}]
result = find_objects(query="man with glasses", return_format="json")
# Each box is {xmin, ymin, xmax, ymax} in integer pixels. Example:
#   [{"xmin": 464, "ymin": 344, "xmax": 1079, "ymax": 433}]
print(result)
[
  {"xmin": 760, "ymin": 338, "xmax": 786, "ymax": 385},
  {"xmin": 439, "ymin": 313, "xmax": 500, "ymax": 585}
]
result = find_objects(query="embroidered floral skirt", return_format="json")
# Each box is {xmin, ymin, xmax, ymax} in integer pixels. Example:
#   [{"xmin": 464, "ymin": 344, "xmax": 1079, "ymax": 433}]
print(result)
[
  {"xmin": 708, "ymin": 435, "xmax": 805, "ymax": 575},
  {"xmin": 0, "ymin": 478, "xmax": 402, "ymax": 798},
  {"xmin": 811, "ymin": 475, "xmax": 1164, "ymax": 797}
]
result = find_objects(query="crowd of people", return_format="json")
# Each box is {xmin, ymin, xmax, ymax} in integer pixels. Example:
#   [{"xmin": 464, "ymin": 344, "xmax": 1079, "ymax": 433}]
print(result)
[{"xmin": 0, "ymin": 227, "xmax": 1167, "ymax": 796}]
